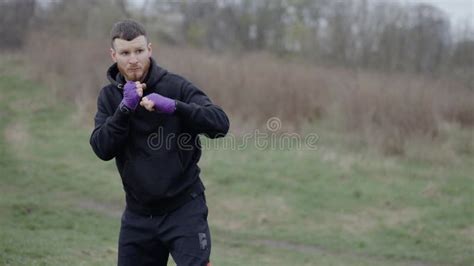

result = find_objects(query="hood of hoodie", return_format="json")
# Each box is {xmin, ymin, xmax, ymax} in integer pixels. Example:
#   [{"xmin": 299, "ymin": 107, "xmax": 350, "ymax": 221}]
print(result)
[{"xmin": 106, "ymin": 57, "xmax": 168, "ymax": 90}]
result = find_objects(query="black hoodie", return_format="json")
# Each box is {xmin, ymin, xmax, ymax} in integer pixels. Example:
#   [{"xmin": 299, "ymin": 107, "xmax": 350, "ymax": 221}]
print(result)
[{"xmin": 90, "ymin": 58, "xmax": 229, "ymax": 214}]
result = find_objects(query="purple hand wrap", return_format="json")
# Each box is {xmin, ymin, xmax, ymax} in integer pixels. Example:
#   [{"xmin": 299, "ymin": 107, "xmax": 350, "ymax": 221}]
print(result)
[
  {"xmin": 146, "ymin": 93, "xmax": 176, "ymax": 114},
  {"xmin": 121, "ymin": 81, "xmax": 140, "ymax": 110}
]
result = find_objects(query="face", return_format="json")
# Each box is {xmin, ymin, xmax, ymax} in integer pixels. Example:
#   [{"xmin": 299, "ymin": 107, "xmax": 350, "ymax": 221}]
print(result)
[{"xmin": 111, "ymin": 35, "xmax": 152, "ymax": 82}]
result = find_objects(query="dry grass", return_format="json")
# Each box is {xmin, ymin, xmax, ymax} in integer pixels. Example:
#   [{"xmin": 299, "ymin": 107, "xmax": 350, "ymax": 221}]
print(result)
[
  {"xmin": 157, "ymin": 47, "xmax": 330, "ymax": 131},
  {"xmin": 21, "ymin": 33, "xmax": 474, "ymax": 156},
  {"xmin": 23, "ymin": 32, "xmax": 110, "ymax": 124},
  {"xmin": 3, "ymin": 122, "xmax": 29, "ymax": 154}
]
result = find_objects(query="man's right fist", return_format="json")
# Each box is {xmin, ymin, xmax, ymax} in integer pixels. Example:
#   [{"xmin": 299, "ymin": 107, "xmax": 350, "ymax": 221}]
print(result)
[{"xmin": 121, "ymin": 81, "xmax": 141, "ymax": 110}]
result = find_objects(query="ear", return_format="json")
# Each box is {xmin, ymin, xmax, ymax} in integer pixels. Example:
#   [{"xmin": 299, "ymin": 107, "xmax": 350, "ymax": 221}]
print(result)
[
  {"xmin": 110, "ymin": 48, "xmax": 117, "ymax": 62},
  {"xmin": 147, "ymin": 42, "xmax": 152, "ymax": 57}
]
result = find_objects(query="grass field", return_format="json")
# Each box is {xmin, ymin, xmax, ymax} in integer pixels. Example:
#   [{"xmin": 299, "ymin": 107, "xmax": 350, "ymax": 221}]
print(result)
[{"xmin": 0, "ymin": 58, "xmax": 473, "ymax": 265}]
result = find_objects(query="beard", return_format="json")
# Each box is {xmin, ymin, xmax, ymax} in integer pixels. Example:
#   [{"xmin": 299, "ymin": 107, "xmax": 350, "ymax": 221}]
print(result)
[
  {"xmin": 125, "ymin": 69, "xmax": 143, "ymax": 81},
  {"xmin": 117, "ymin": 58, "xmax": 150, "ymax": 82}
]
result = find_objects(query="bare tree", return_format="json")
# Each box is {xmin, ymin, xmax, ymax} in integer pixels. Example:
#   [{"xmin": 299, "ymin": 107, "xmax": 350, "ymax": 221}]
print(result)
[
  {"xmin": 33, "ymin": 0, "xmax": 125, "ymax": 39},
  {"xmin": 409, "ymin": 4, "xmax": 451, "ymax": 73},
  {"xmin": 118, "ymin": 0, "xmax": 470, "ymax": 75},
  {"xmin": 0, "ymin": 0, "xmax": 36, "ymax": 49}
]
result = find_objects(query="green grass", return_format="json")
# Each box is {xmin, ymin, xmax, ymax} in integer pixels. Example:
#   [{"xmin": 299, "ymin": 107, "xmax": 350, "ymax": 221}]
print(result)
[{"xmin": 0, "ymin": 60, "xmax": 473, "ymax": 265}]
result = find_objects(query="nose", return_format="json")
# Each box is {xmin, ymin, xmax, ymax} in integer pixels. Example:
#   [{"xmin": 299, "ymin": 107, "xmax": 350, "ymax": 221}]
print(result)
[{"xmin": 129, "ymin": 54, "xmax": 138, "ymax": 64}]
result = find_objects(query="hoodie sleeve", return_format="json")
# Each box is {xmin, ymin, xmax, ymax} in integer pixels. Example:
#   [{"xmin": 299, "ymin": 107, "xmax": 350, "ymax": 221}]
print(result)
[
  {"xmin": 89, "ymin": 88, "xmax": 131, "ymax": 161},
  {"xmin": 175, "ymin": 82, "xmax": 229, "ymax": 138}
]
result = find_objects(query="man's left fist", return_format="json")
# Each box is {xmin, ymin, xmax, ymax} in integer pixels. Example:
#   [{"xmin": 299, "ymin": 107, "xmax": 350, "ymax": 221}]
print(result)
[{"xmin": 140, "ymin": 93, "xmax": 176, "ymax": 114}]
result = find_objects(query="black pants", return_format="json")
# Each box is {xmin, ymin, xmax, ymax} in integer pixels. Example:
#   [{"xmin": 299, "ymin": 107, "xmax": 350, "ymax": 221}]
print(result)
[{"xmin": 118, "ymin": 194, "xmax": 211, "ymax": 266}]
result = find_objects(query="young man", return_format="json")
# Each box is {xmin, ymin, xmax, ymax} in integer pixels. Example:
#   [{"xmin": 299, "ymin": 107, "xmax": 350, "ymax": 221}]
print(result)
[{"xmin": 90, "ymin": 19, "xmax": 229, "ymax": 266}]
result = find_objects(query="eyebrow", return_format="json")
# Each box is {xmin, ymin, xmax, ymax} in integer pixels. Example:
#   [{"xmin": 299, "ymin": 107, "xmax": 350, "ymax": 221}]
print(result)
[{"xmin": 117, "ymin": 46, "xmax": 145, "ymax": 53}]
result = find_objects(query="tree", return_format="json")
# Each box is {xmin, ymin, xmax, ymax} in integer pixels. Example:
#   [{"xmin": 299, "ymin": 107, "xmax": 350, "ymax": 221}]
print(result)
[
  {"xmin": 409, "ymin": 4, "xmax": 451, "ymax": 73},
  {"xmin": 0, "ymin": 0, "xmax": 36, "ymax": 49}
]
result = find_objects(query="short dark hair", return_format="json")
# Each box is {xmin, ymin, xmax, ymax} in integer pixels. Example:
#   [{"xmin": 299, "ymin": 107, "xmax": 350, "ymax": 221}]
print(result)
[{"xmin": 110, "ymin": 19, "xmax": 147, "ymax": 48}]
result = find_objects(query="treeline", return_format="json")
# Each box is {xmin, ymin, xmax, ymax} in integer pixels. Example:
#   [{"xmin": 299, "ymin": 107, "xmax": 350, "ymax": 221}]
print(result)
[
  {"xmin": 1, "ymin": 0, "xmax": 473, "ymax": 76},
  {"xmin": 174, "ymin": 0, "xmax": 474, "ymax": 74}
]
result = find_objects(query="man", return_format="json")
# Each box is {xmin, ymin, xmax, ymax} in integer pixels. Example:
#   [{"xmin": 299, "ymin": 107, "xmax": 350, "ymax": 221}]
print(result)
[{"xmin": 90, "ymin": 19, "xmax": 229, "ymax": 266}]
